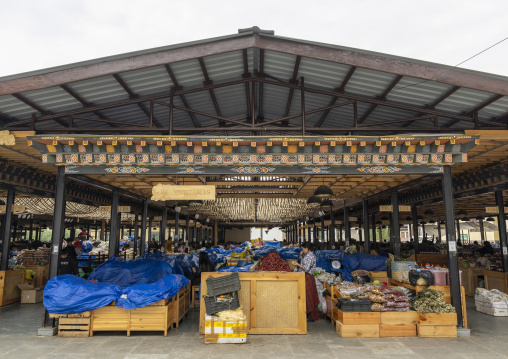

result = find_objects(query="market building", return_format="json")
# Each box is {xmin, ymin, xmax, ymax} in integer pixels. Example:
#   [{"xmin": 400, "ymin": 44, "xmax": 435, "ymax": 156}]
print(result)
[{"xmin": 0, "ymin": 27, "xmax": 508, "ymax": 356}]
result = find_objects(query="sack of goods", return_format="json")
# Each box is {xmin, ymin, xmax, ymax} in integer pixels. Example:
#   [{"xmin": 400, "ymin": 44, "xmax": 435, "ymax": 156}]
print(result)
[
  {"xmin": 367, "ymin": 285, "xmax": 411, "ymax": 312},
  {"xmin": 475, "ymin": 288, "xmax": 508, "ymax": 316},
  {"xmin": 204, "ymin": 307, "xmax": 247, "ymax": 344}
]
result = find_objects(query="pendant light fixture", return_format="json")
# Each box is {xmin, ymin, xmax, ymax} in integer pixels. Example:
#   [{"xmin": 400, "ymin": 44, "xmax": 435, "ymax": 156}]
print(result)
[
  {"xmin": 314, "ymin": 177, "xmax": 333, "ymax": 198},
  {"xmin": 306, "ymin": 196, "xmax": 321, "ymax": 205},
  {"xmin": 320, "ymin": 199, "xmax": 333, "ymax": 211}
]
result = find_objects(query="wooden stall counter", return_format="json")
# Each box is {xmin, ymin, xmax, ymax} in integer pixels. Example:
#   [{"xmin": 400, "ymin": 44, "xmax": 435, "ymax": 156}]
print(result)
[
  {"xmin": 199, "ymin": 272, "xmax": 307, "ymax": 335},
  {"xmin": 388, "ymin": 278, "xmax": 467, "ymax": 328},
  {"xmin": 0, "ymin": 269, "xmax": 25, "ymax": 306},
  {"xmin": 483, "ymin": 270, "xmax": 508, "ymax": 294}
]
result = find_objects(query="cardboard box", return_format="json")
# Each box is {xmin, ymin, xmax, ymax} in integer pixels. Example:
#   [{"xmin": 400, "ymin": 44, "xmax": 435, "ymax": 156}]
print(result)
[
  {"xmin": 17, "ymin": 283, "xmax": 43, "ymax": 304},
  {"xmin": 204, "ymin": 315, "xmax": 247, "ymax": 344}
]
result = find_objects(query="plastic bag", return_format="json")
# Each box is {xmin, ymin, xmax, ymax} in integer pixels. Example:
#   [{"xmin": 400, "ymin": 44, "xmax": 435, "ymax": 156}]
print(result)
[
  {"xmin": 408, "ymin": 270, "xmax": 434, "ymax": 287},
  {"xmin": 371, "ymin": 303, "xmax": 385, "ymax": 311}
]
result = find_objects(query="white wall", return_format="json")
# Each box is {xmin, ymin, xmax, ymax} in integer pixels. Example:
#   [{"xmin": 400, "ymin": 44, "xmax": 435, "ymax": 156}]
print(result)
[
  {"xmin": 224, "ymin": 228, "xmax": 251, "ymax": 243},
  {"xmin": 250, "ymin": 227, "xmax": 283, "ymax": 242}
]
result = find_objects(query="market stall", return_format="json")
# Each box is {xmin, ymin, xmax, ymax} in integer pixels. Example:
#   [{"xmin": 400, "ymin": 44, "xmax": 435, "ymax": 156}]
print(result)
[{"xmin": 199, "ymin": 271, "xmax": 307, "ymax": 335}]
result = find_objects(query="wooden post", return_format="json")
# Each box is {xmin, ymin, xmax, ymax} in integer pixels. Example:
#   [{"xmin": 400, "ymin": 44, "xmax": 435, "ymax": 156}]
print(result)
[
  {"xmin": 140, "ymin": 199, "xmax": 148, "ymax": 255},
  {"xmin": 391, "ymin": 190, "xmax": 401, "ymax": 257},
  {"xmin": 161, "ymin": 205, "xmax": 167, "ymax": 249},
  {"xmin": 344, "ymin": 207, "xmax": 351, "ymax": 247},
  {"xmin": 0, "ymin": 189, "xmax": 15, "ymax": 271},
  {"xmin": 495, "ymin": 189, "xmax": 508, "ymax": 272},
  {"xmin": 109, "ymin": 189, "xmax": 120, "ymax": 257},
  {"xmin": 442, "ymin": 165, "xmax": 463, "ymax": 327},
  {"xmin": 363, "ymin": 200, "xmax": 370, "ymax": 253},
  {"xmin": 49, "ymin": 167, "xmax": 66, "ymax": 279},
  {"xmin": 133, "ymin": 214, "xmax": 139, "ymax": 257},
  {"xmin": 214, "ymin": 220, "xmax": 218, "ymax": 246},
  {"xmin": 100, "ymin": 220, "xmax": 105, "ymax": 242}
]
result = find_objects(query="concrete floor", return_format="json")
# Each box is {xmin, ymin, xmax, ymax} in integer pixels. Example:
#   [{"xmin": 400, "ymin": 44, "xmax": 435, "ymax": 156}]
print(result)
[{"xmin": 0, "ymin": 297, "xmax": 507, "ymax": 359}]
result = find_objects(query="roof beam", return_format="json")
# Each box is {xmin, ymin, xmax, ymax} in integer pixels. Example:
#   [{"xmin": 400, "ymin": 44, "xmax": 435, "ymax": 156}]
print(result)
[
  {"xmin": 283, "ymin": 56, "xmax": 301, "ymax": 119},
  {"xmin": 358, "ymin": 75, "xmax": 403, "ymax": 125},
  {"xmin": 198, "ymin": 57, "xmax": 225, "ymax": 127},
  {"xmin": 316, "ymin": 66, "xmax": 357, "ymax": 127},
  {"xmin": 60, "ymin": 84, "xmax": 121, "ymax": 130},
  {"xmin": 11, "ymin": 93, "xmax": 68, "ymax": 128},
  {"xmin": 112, "ymin": 74, "xmax": 162, "ymax": 128},
  {"xmin": 444, "ymin": 94, "xmax": 505, "ymax": 128},
  {"xmin": 164, "ymin": 64, "xmax": 199, "ymax": 127}
]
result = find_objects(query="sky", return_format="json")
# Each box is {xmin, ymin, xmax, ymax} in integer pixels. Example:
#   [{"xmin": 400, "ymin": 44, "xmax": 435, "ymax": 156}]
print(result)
[{"xmin": 1, "ymin": 0, "xmax": 507, "ymax": 78}]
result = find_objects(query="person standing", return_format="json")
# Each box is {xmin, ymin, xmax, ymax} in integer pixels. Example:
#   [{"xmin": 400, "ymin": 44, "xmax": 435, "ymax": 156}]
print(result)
[{"xmin": 294, "ymin": 242, "xmax": 320, "ymax": 322}]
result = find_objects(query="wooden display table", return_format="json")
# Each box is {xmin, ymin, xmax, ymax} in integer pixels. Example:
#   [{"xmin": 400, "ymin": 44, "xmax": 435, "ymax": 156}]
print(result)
[
  {"xmin": 483, "ymin": 270, "xmax": 508, "ymax": 294},
  {"xmin": 0, "ymin": 269, "xmax": 25, "ymax": 306},
  {"xmin": 388, "ymin": 279, "xmax": 467, "ymax": 328},
  {"xmin": 199, "ymin": 272, "xmax": 307, "ymax": 335},
  {"xmin": 460, "ymin": 266, "xmax": 484, "ymax": 296}
]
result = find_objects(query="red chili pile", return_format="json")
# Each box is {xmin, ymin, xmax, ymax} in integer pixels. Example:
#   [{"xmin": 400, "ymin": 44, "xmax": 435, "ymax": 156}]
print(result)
[{"xmin": 258, "ymin": 251, "xmax": 292, "ymax": 272}]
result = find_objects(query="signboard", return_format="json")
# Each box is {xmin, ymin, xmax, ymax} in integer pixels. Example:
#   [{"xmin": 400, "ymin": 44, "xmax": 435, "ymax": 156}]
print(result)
[
  {"xmin": 485, "ymin": 207, "xmax": 508, "ymax": 214},
  {"xmin": 152, "ymin": 184, "xmax": 216, "ymax": 201},
  {"xmin": 0, "ymin": 205, "xmax": 26, "ymax": 212},
  {"xmin": 380, "ymin": 205, "xmax": 393, "ymax": 212},
  {"xmin": 399, "ymin": 205, "xmax": 411, "ymax": 212},
  {"xmin": 118, "ymin": 206, "xmax": 131, "ymax": 213},
  {"xmin": 99, "ymin": 206, "xmax": 111, "ymax": 212}
]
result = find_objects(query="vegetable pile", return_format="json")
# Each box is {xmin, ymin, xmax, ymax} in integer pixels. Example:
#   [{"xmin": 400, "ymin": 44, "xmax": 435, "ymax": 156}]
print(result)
[
  {"xmin": 258, "ymin": 251, "xmax": 292, "ymax": 272},
  {"xmin": 412, "ymin": 288, "xmax": 456, "ymax": 314}
]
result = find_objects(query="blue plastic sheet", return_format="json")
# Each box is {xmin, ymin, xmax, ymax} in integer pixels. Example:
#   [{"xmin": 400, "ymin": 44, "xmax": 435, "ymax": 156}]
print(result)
[
  {"xmin": 216, "ymin": 262, "xmax": 254, "ymax": 272},
  {"xmin": 89, "ymin": 256, "xmax": 176, "ymax": 286},
  {"xmin": 278, "ymin": 247, "xmax": 302, "ymax": 260},
  {"xmin": 43, "ymin": 275, "xmax": 122, "ymax": 314},
  {"xmin": 339, "ymin": 253, "xmax": 387, "ymax": 281},
  {"xmin": 264, "ymin": 241, "xmax": 282, "ymax": 248},
  {"xmin": 81, "ymin": 242, "xmax": 93, "ymax": 255},
  {"xmin": 315, "ymin": 250, "xmax": 345, "ymax": 272},
  {"xmin": 253, "ymin": 246, "xmax": 277, "ymax": 259}
]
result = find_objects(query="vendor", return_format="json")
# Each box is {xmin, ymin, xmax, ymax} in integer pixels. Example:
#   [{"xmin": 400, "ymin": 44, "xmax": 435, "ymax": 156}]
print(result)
[
  {"xmin": 294, "ymin": 242, "xmax": 320, "ymax": 322},
  {"xmin": 165, "ymin": 237, "xmax": 174, "ymax": 254},
  {"xmin": 59, "ymin": 250, "xmax": 79, "ymax": 276},
  {"xmin": 190, "ymin": 252, "xmax": 215, "ymax": 286},
  {"xmin": 478, "ymin": 241, "xmax": 494, "ymax": 256},
  {"xmin": 78, "ymin": 228, "xmax": 92, "ymax": 240},
  {"xmin": 177, "ymin": 239, "xmax": 185, "ymax": 253},
  {"xmin": 148, "ymin": 238, "xmax": 159, "ymax": 253}
]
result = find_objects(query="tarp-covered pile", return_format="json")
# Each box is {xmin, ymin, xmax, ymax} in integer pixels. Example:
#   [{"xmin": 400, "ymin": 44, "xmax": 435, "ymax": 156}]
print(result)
[{"xmin": 43, "ymin": 256, "xmax": 189, "ymax": 314}]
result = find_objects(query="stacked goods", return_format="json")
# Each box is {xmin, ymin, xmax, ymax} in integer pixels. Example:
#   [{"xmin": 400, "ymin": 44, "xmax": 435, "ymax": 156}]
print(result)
[
  {"xmin": 412, "ymin": 289, "xmax": 456, "ymax": 314},
  {"xmin": 205, "ymin": 307, "xmax": 247, "ymax": 344},
  {"xmin": 475, "ymin": 288, "xmax": 508, "ymax": 316},
  {"xmin": 337, "ymin": 282, "xmax": 368, "ymax": 297},
  {"xmin": 413, "ymin": 288, "xmax": 457, "ymax": 338},
  {"xmin": 17, "ymin": 249, "xmax": 50, "ymax": 266},
  {"xmin": 367, "ymin": 285, "xmax": 411, "ymax": 312},
  {"xmin": 257, "ymin": 252, "xmax": 292, "ymax": 272},
  {"xmin": 204, "ymin": 272, "xmax": 241, "ymax": 315}
]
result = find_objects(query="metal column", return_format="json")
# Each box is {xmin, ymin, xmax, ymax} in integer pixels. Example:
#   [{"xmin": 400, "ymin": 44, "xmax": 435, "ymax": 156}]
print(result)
[
  {"xmin": 371, "ymin": 214, "xmax": 376, "ymax": 249},
  {"xmin": 412, "ymin": 205, "xmax": 419, "ymax": 255},
  {"xmin": 28, "ymin": 216, "xmax": 34, "ymax": 242},
  {"xmin": 49, "ymin": 167, "xmax": 66, "ymax": 279},
  {"xmin": 456, "ymin": 220, "xmax": 462, "ymax": 246},
  {"xmin": 495, "ymin": 189, "xmax": 508, "ymax": 272},
  {"xmin": 148, "ymin": 217, "xmax": 153, "ymax": 245},
  {"xmin": 330, "ymin": 211, "xmax": 336, "ymax": 249},
  {"xmin": 391, "ymin": 191, "xmax": 401, "ymax": 257},
  {"xmin": 0, "ymin": 189, "xmax": 15, "ymax": 271},
  {"xmin": 109, "ymin": 189, "xmax": 120, "ymax": 257},
  {"xmin": 185, "ymin": 215, "xmax": 190, "ymax": 247},
  {"xmin": 174, "ymin": 209, "xmax": 180, "ymax": 251},
  {"xmin": 320, "ymin": 216, "xmax": 325, "ymax": 250},
  {"xmin": 437, "ymin": 222, "xmax": 442, "ymax": 244},
  {"xmin": 363, "ymin": 200, "xmax": 370, "ymax": 254},
  {"xmin": 161, "ymin": 205, "xmax": 167, "ymax": 249},
  {"xmin": 479, "ymin": 219, "xmax": 485, "ymax": 244},
  {"xmin": 344, "ymin": 207, "xmax": 351, "ymax": 247},
  {"xmin": 442, "ymin": 165, "xmax": 463, "ymax": 327},
  {"xmin": 133, "ymin": 214, "xmax": 139, "ymax": 257},
  {"xmin": 140, "ymin": 199, "xmax": 148, "ymax": 255}
]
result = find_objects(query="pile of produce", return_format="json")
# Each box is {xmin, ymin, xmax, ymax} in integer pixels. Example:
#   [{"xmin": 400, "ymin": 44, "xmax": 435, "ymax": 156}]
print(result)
[
  {"xmin": 412, "ymin": 288, "xmax": 456, "ymax": 314},
  {"xmin": 338, "ymin": 281, "xmax": 369, "ymax": 297},
  {"xmin": 258, "ymin": 251, "xmax": 292, "ymax": 272},
  {"xmin": 367, "ymin": 285, "xmax": 410, "ymax": 312}
]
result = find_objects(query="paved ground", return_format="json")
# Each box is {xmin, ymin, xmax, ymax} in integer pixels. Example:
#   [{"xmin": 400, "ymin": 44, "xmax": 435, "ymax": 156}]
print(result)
[{"xmin": 0, "ymin": 297, "xmax": 507, "ymax": 359}]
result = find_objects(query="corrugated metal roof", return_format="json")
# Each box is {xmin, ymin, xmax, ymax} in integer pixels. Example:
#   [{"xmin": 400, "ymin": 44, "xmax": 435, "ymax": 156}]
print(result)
[{"xmin": 0, "ymin": 28, "xmax": 506, "ymax": 135}]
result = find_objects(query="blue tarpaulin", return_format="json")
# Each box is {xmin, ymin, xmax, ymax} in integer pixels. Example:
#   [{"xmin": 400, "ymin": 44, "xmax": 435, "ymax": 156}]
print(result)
[
  {"xmin": 264, "ymin": 241, "xmax": 282, "ymax": 248},
  {"xmin": 314, "ymin": 250, "xmax": 387, "ymax": 281},
  {"xmin": 89, "ymin": 257, "xmax": 176, "ymax": 286}
]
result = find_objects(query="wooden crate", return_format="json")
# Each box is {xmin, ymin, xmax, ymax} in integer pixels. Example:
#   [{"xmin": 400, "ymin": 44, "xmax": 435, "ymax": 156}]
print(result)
[
  {"xmin": 24, "ymin": 264, "xmax": 49, "ymax": 288},
  {"xmin": 417, "ymin": 324, "xmax": 457, "ymax": 338},
  {"xmin": 58, "ymin": 317, "xmax": 90, "ymax": 337},
  {"xmin": 337, "ymin": 310, "xmax": 380, "ymax": 325},
  {"xmin": 335, "ymin": 320, "xmax": 379, "ymax": 338},
  {"xmin": 91, "ymin": 304, "xmax": 131, "ymax": 336},
  {"xmin": 418, "ymin": 313, "xmax": 457, "ymax": 326},
  {"xmin": 380, "ymin": 324, "xmax": 417, "ymax": 337},
  {"xmin": 460, "ymin": 267, "xmax": 484, "ymax": 296},
  {"xmin": 380, "ymin": 311, "xmax": 418, "ymax": 325},
  {"xmin": 49, "ymin": 311, "xmax": 91, "ymax": 319},
  {"xmin": 0, "ymin": 270, "xmax": 24, "ymax": 306},
  {"xmin": 484, "ymin": 271, "xmax": 508, "ymax": 294},
  {"xmin": 130, "ymin": 300, "xmax": 175, "ymax": 336},
  {"xmin": 200, "ymin": 272, "xmax": 307, "ymax": 335},
  {"xmin": 406, "ymin": 254, "xmax": 448, "ymax": 268},
  {"xmin": 370, "ymin": 271, "xmax": 389, "ymax": 284},
  {"xmin": 175, "ymin": 286, "xmax": 190, "ymax": 328}
]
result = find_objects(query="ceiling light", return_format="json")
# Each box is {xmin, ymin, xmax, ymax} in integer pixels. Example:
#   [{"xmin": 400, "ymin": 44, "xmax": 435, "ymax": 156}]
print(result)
[{"xmin": 307, "ymin": 196, "xmax": 321, "ymax": 205}]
